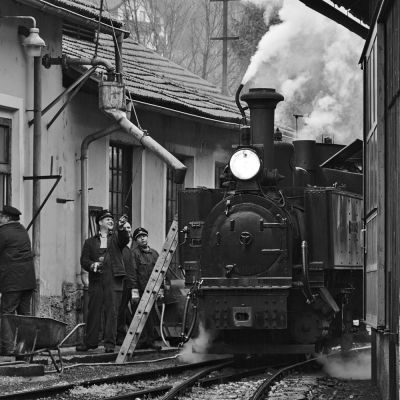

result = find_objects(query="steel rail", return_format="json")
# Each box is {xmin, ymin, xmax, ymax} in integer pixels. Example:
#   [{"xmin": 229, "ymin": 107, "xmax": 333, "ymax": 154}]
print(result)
[
  {"xmin": 88, "ymin": 360, "xmax": 275, "ymax": 400},
  {"xmin": 161, "ymin": 359, "xmax": 235, "ymax": 400},
  {"xmin": 249, "ymin": 345, "xmax": 372, "ymax": 400},
  {"xmin": 249, "ymin": 357, "xmax": 317, "ymax": 400},
  {"xmin": 102, "ymin": 347, "xmax": 371, "ymax": 400},
  {"xmin": 0, "ymin": 357, "xmax": 232, "ymax": 400}
]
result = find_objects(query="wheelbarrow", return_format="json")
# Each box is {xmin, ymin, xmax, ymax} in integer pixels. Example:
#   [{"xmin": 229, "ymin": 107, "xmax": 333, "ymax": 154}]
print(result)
[{"xmin": 2, "ymin": 314, "xmax": 85, "ymax": 372}]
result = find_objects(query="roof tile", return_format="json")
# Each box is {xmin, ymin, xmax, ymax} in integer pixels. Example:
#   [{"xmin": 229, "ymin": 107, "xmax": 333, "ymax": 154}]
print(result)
[{"xmin": 62, "ymin": 34, "xmax": 242, "ymax": 123}]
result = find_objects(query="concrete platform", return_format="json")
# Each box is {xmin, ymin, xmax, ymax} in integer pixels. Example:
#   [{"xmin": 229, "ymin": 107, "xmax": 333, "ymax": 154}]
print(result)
[{"xmin": 0, "ymin": 363, "xmax": 44, "ymax": 377}]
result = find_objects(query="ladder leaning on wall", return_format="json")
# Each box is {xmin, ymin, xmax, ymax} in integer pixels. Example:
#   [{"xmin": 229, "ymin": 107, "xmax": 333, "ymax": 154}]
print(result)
[{"xmin": 116, "ymin": 219, "xmax": 179, "ymax": 364}]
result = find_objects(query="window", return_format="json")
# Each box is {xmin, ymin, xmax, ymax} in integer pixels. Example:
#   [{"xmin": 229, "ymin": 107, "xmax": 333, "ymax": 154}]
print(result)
[
  {"xmin": 0, "ymin": 118, "xmax": 11, "ymax": 208},
  {"xmin": 109, "ymin": 143, "xmax": 133, "ymax": 221},
  {"xmin": 88, "ymin": 206, "xmax": 102, "ymax": 237}
]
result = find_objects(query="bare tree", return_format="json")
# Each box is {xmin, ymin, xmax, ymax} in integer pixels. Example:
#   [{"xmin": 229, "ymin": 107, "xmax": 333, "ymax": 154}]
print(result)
[{"xmin": 101, "ymin": 0, "xmax": 251, "ymax": 93}]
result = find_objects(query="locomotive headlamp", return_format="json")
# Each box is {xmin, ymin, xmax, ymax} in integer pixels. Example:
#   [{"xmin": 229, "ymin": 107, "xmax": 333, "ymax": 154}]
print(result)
[{"xmin": 229, "ymin": 148, "xmax": 261, "ymax": 181}]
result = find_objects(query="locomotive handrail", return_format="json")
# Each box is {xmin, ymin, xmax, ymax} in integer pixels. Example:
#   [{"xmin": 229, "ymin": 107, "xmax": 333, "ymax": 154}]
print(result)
[
  {"xmin": 262, "ymin": 222, "xmax": 287, "ymax": 228},
  {"xmin": 301, "ymin": 241, "xmax": 316, "ymax": 304}
]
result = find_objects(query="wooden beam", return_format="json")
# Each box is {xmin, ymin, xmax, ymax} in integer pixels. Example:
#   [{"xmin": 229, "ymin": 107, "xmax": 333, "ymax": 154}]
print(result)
[{"xmin": 298, "ymin": 0, "xmax": 369, "ymax": 39}]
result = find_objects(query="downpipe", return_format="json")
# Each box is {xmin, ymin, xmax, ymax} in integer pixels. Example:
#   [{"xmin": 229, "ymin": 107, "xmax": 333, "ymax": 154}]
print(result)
[{"xmin": 32, "ymin": 55, "xmax": 42, "ymax": 315}]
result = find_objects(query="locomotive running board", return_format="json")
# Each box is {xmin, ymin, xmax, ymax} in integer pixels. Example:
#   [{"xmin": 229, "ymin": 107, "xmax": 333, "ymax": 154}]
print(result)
[{"xmin": 116, "ymin": 219, "xmax": 178, "ymax": 364}]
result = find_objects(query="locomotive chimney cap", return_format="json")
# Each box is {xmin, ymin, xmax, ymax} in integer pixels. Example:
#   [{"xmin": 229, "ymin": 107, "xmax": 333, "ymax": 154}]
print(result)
[{"xmin": 240, "ymin": 88, "xmax": 284, "ymax": 108}]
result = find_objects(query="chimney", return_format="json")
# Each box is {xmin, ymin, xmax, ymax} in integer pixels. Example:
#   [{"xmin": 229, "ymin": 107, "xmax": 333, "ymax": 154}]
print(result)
[{"xmin": 240, "ymin": 88, "xmax": 284, "ymax": 171}]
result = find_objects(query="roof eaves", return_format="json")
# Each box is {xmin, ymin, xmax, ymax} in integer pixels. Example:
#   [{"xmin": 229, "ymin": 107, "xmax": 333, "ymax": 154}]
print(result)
[
  {"xmin": 298, "ymin": 0, "xmax": 369, "ymax": 38},
  {"xmin": 15, "ymin": 0, "xmax": 130, "ymax": 38}
]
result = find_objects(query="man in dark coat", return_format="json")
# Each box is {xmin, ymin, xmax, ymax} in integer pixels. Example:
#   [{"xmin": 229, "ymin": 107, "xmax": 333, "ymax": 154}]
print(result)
[
  {"xmin": 116, "ymin": 221, "xmax": 134, "ymax": 344},
  {"xmin": 76, "ymin": 210, "xmax": 130, "ymax": 353},
  {"xmin": 0, "ymin": 205, "xmax": 36, "ymax": 356},
  {"xmin": 130, "ymin": 227, "xmax": 162, "ymax": 349}
]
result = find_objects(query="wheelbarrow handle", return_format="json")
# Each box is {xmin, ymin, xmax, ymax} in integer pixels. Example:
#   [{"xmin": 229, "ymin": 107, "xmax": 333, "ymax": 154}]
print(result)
[{"xmin": 58, "ymin": 323, "xmax": 86, "ymax": 348}]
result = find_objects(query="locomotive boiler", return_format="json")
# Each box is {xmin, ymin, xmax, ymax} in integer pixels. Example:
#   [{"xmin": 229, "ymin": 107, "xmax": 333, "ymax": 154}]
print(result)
[{"xmin": 177, "ymin": 87, "xmax": 363, "ymax": 355}]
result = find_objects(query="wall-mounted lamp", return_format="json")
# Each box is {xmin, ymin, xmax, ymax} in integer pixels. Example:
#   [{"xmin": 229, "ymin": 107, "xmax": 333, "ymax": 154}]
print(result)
[
  {"xmin": 0, "ymin": 15, "xmax": 45, "ymax": 57},
  {"xmin": 22, "ymin": 27, "xmax": 45, "ymax": 57}
]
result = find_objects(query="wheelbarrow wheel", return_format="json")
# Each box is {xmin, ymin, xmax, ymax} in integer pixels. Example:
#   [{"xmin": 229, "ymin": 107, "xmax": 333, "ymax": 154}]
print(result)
[
  {"xmin": 15, "ymin": 341, "xmax": 26, "ymax": 354},
  {"xmin": 15, "ymin": 341, "xmax": 30, "ymax": 361}
]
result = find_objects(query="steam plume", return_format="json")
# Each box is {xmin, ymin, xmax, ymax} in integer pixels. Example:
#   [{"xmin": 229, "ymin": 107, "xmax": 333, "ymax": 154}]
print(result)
[
  {"xmin": 318, "ymin": 351, "xmax": 371, "ymax": 380},
  {"xmin": 178, "ymin": 324, "xmax": 214, "ymax": 363},
  {"xmin": 241, "ymin": 0, "xmax": 364, "ymax": 143}
]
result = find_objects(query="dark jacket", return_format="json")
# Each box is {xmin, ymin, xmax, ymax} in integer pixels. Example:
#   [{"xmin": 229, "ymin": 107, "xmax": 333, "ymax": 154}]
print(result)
[
  {"xmin": 122, "ymin": 245, "xmax": 135, "ymax": 289},
  {"xmin": 81, "ymin": 229, "xmax": 130, "ymax": 282},
  {"xmin": 0, "ymin": 222, "xmax": 36, "ymax": 293},
  {"xmin": 131, "ymin": 246, "xmax": 159, "ymax": 292}
]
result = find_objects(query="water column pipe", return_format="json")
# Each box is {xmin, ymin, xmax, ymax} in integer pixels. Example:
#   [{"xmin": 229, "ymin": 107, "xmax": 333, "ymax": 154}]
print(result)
[{"xmin": 103, "ymin": 109, "xmax": 187, "ymax": 184}]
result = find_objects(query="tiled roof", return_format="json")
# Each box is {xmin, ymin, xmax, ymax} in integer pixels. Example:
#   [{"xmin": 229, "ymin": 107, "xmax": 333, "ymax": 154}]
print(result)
[
  {"xmin": 62, "ymin": 34, "xmax": 243, "ymax": 124},
  {"xmin": 17, "ymin": 0, "xmax": 124, "ymax": 28}
]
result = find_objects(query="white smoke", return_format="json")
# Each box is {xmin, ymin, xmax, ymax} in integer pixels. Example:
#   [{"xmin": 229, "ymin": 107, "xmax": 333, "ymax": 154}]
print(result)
[
  {"xmin": 318, "ymin": 351, "xmax": 371, "ymax": 380},
  {"xmin": 242, "ymin": 0, "xmax": 364, "ymax": 144},
  {"xmin": 178, "ymin": 323, "xmax": 214, "ymax": 363}
]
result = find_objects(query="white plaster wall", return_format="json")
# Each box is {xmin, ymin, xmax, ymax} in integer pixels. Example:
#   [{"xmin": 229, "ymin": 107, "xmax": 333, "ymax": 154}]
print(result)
[
  {"xmin": 0, "ymin": 1, "xmax": 68, "ymax": 295},
  {"xmin": 0, "ymin": 0, "xmax": 238, "ymax": 298}
]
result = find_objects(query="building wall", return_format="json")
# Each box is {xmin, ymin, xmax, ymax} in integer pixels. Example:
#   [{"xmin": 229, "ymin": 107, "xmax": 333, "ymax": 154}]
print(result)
[
  {"xmin": 363, "ymin": 1, "xmax": 400, "ymax": 399},
  {"xmin": 0, "ymin": 0, "xmax": 238, "ymax": 328}
]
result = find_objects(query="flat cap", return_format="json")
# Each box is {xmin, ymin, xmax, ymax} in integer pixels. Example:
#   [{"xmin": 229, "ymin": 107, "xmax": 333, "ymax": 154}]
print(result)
[
  {"xmin": 1, "ymin": 205, "xmax": 21, "ymax": 217},
  {"xmin": 133, "ymin": 227, "xmax": 148, "ymax": 240},
  {"xmin": 96, "ymin": 209, "xmax": 113, "ymax": 224}
]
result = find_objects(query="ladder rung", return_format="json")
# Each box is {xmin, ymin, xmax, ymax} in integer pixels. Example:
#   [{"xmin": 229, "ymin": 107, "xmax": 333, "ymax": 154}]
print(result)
[{"xmin": 116, "ymin": 219, "xmax": 178, "ymax": 364}]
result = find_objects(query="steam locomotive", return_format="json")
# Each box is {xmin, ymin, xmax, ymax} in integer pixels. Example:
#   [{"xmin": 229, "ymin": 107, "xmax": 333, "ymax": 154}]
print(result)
[{"xmin": 176, "ymin": 87, "xmax": 363, "ymax": 355}]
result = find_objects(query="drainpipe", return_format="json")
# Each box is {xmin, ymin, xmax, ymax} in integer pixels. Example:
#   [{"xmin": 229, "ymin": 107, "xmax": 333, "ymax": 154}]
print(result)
[
  {"xmin": 32, "ymin": 55, "xmax": 42, "ymax": 315},
  {"xmin": 114, "ymin": 33, "xmax": 123, "ymax": 83},
  {"xmin": 104, "ymin": 109, "xmax": 187, "ymax": 184}
]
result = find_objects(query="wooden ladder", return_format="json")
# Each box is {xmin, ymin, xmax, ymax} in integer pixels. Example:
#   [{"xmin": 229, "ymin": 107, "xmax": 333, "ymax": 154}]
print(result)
[{"xmin": 116, "ymin": 219, "xmax": 178, "ymax": 363}]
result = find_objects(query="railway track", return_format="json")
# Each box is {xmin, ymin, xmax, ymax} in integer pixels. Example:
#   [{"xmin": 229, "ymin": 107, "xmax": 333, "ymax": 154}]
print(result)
[
  {"xmin": 0, "ymin": 356, "xmax": 232, "ymax": 400},
  {"xmin": 157, "ymin": 346, "xmax": 372, "ymax": 400},
  {"xmin": 0, "ymin": 346, "xmax": 372, "ymax": 400}
]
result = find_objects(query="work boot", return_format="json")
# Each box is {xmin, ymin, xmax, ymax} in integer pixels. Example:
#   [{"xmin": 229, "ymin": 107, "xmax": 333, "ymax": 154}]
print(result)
[{"xmin": 149, "ymin": 342, "xmax": 162, "ymax": 351}]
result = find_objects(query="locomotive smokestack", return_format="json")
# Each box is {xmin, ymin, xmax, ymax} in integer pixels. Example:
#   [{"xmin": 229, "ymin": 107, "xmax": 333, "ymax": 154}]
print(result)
[{"xmin": 240, "ymin": 88, "xmax": 284, "ymax": 171}]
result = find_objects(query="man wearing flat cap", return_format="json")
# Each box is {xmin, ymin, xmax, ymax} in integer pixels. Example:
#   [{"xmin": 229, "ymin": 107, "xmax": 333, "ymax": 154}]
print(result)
[
  {"xmin": 130, "ymin": 227, "xmax": 161, "ymax": 349},
  {"xmin": 0, "ymin": 205, "xmax": 36, "ymax": 356},
  {"xmin": 77, "ymin": 209, "xmax": 130, "ymax": 353}
]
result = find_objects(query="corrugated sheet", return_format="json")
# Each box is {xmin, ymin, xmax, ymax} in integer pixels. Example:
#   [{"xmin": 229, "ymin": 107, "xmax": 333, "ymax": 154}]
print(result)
[{"xmin": 63, "ymin": 34, "xmax": 243, "ymax": 123}]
